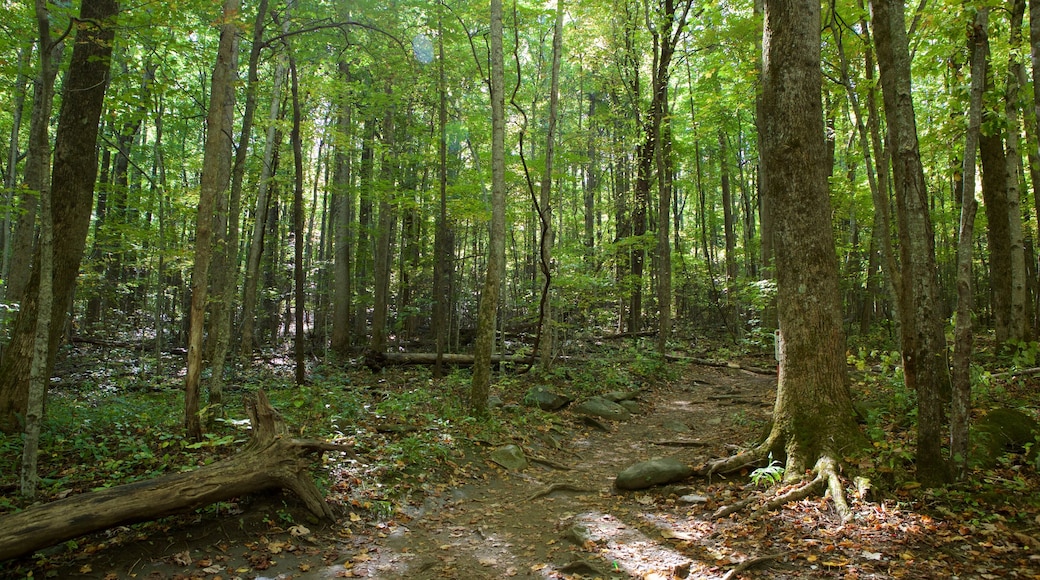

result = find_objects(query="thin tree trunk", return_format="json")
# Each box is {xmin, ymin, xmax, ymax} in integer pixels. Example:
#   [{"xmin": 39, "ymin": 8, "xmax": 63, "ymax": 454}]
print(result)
[
  {"xmin": 185, "ymin": 0, "xmax": 239, "ymax": 440},
  {"xmin": 433, "ymin": 11, "xmax": 451, "ymax": 377},
  {"xmin": 1004, "ymin": 0, "xmax": 1029, "ymax": 341},
  {"xmin": 952, "ymin": 7, "xmax": 987, "ymax": 482},
  {"xmin": 331, "ymin": 61, "xmax": 353, "ymax": 356},
  {"xmin": 537, "ymin": 0, "xmax": 563, "ymax": 367},
  {"xmin": 209, "ymin": 0, "xmax": 271, "ymax": 400},
  {"xmin": 871, "ymin": 0, "xmax": 952, "ymax": 486},
  {"xmin": 2, "ymin": 45, "xmax": 31, "ymax": 289},
  {"xmin": 471, "ymin": 0, "xmax": 506, "ymax": 415},
  {"xmin": 289, "ymin": 55, "xmax": 306, "ymax": 386},
  {"xmin": 240, "ymin": 24, "xmax": 289, "ymax": 361}
]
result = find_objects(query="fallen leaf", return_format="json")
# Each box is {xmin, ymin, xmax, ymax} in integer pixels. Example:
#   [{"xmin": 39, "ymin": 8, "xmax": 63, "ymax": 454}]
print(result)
[
  {"xmin": 290, "ymin": 524, "xmax": 311, "ymax": 536},
  {"xmin": 80, "ymin": 564, "xmax": 93, "ymax": 574}
]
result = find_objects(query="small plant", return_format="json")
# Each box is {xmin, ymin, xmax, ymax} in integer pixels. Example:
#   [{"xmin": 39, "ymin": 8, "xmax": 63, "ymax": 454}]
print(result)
[{"xmin": 749, "ymin": 454, "xmax": 785, "ymax": 487}]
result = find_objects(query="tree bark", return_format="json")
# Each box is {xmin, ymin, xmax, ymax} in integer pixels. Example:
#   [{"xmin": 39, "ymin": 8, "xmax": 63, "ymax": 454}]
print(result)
[
  {"xmin": 1003, "ymin": 0, "xmax": 1030, "ymax": 342},
  {"xmin": 470, "ymin": 0, "xmax": 507, "ymax": 415},
  {"xmin": 952, "ymin": 8, "xmax": 987, "ymax": 481},
  {"xmin": 331, "ymin": 61, "xmax": 354, "ymax": 356},
  {"xmin": 0, "ymin": 391, "xmax": 350, "ymax": 562},
  {"xmin": 240, "ymin": 24, "xmax": 289, "ymax": 361},
  {"xmin": 871, "ymin": 0, "xmax": 952, "ymax": 486},
  {"xmin": 289, "ymin": 55, "xmax": 306, "ymax": 386},
  {"xmin": 185, "ymin": 0, "xmax": 240, "ymax": 440},
  {"xmin": 0, "ymin": 0, "xmax": 118, "ymax": 434},
  {"xmin": 759, "ymin": 0, "xmax": 863, "ymax": 476}
]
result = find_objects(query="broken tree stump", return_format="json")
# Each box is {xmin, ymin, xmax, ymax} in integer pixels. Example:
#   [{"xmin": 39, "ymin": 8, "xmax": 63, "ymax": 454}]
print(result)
[{"xmin": 0, "ymin": 390, "xmax": 353, "ymax": 562}]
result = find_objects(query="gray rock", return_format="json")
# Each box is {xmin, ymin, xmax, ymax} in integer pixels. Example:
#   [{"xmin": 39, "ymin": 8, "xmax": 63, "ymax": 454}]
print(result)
[
  {"xmin": 663, "ymin": 421, "xmax": 690, "ymax": 433},
  {"xmin": 574, "ymin": 396, "xmax": 631, "ymax": 421},
  {"xmin": 619, "ymin": 400, "xmax": 640, "ymax": 414},
  {"xmin": 615, "ymin": 457, "xmax": 693, "ymax": 490},
  {"xmin": 524, "ymin": 386, "xmax": 572, "ymax": 411},
  {"xmin": 602, "ymin": 390, "xmax": 639, "ymax": 403},
  {"xmin": 490, "ymin": 444, "xmax": 528, "ymax": 471}
]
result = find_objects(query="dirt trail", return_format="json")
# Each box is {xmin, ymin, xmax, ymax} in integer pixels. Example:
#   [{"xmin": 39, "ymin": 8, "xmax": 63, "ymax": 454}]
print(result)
[{"xmin": 336, "ymin": 365, "xmax": 776, "ymax": 579}]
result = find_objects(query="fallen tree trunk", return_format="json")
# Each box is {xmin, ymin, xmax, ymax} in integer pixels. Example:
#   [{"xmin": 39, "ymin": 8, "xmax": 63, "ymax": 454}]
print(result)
[
  {"xmin": 370, "ymin": 351, "xmax": 533, "ymax": 368},
  {"xmin": 0, "ymin": 390, "xmax": 352, "ymax": 562}
]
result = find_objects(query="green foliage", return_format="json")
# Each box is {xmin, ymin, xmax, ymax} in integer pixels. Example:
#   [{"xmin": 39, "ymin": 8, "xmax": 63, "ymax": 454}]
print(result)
[{"xmin": 749, "ymin": 454, "xmax": 785, "ymax": 487}]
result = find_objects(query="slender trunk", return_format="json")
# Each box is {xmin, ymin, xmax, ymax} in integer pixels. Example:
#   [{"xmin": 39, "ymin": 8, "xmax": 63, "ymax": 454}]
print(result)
[
  {"xmin": 2, "ymin": 45, "xmax": 31, "ymax": 288},
  {"xmin": 185, "ymin": 0, "xmax": 239, "ymax": 440},
  {"xmin": 952, "ymin": 8, "xmax": 987, "ymax": 482},
  {"xmin": 1004, "ymin": 0, "xmax": 1029, "ymax": 341},
  {"xmin": 433, "ymin": 12, "xmax": 450, "ymax": 377},
  {"xmin": 290, "ymin": 55, "xmax": 306, "ymax": 385},
  {"xmin": 537, "ymin": 0, "xmax": 563, "ymax": 367},
  {"xmin": 331, "ymin": 62, "xmax": 353, "ymax": 356},
  {"xmin": 240, "ymin": 30, "xmax": 289, "ymax": 361},
  {"xmin": 871, "ymin": 0, "xmax": 952, "ymax": 486},
  {"xmin": 471, "ymin": 0, "xmax": 506, "ymax": 415}
]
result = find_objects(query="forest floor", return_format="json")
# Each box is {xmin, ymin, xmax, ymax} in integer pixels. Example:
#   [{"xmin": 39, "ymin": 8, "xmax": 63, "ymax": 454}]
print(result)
[{"xmin": 3, "ymin": 343, "xmax": 1040, "ymax": 579}]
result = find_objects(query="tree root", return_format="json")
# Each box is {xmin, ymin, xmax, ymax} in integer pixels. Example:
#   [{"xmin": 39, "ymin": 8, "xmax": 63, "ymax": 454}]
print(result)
[
  {"xmin": 709, "ymin": 455, "xmax": 853, "ymax": 523},
  {"xmin": 721, "ymin": 552, "xmax": 789, "ymax": 580}
]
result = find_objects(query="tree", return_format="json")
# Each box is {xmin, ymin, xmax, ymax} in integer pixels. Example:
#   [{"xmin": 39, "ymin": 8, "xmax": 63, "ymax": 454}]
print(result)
[
  {"xmin": 706, "ymin": 0, "xmax": 862, "ymax": 519},
  {"xmin": 184, "ymin": 0, "xmax": 240, "ymax": 440},
  {"xmin": 870, "ymin": 0, "xmax": 952, "ymax": 486},
  {"xmin": 0, "ymin": 0, "xmax": 118, "ymax": 434},
  {"xmin": 470, "ymin": 0, "xmax": 506, "ymax": 415}
]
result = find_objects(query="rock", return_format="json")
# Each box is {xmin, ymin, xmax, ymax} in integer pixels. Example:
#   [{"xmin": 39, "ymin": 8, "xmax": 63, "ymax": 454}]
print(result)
[
  {"xmin": 619, "ymin": 400, "xmax": 640, "ymax": 414},
  {"xmin": 574, "ymin": 396, "xmax": 631, "ymax": 421},
  {"xmin": 490, "ymin": 444, "xmax": 528, "ymax": 471},
  {"xmin": 679, "ymin": 493, "xmax": 709, "ymax": 504},
  {"xmin": 524, "ymin": 386, "xmax": 572, "ymax": 411},
  {"xmin": 971, "ymin": 408, "xmax": 1040, "ymax": 468},
  {"xmin": 488, "ymin": 395, "xmax": 504, "ymax": 409},
  {"xmin": 663, "ymin": 421, "xmax": 690, "ymax": 433},
  {"xmin": 615, "ymin": 457, "xmax": 693, "ymax": 490},
  {"xmin": 602, "ymin": 390, "xmax": 639, "ymax": 403}
]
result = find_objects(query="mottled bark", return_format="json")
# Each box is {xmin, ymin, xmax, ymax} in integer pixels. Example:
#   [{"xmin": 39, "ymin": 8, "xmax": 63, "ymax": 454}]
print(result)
[
  {"xmin": 871, "ymin": 0, "xmax": 952, "ymax": 486},
  {"xmin": 759, "ymin": 0, "xmax": 862, "ymax": 475},
  {"xmin": 0, "ymin": 0, "xmax": 118, "ymax": 434}
]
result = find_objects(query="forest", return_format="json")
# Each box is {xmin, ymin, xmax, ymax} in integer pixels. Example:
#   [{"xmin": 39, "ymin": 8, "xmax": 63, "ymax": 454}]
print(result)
[{"xmin": 0, "ymin": 0, "xmax": 1039, "ymax": 578}]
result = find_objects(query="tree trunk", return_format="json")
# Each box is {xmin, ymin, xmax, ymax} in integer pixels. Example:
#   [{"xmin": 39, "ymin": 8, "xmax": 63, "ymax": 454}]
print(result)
[
  {"xmin": 0, "ymin": 391, "xmax": 350, "ymax": 562},
  {"xmin": 370, "ymin": 92, "xmax": 396, "ymax": 357},
  {"xmin": 289, "ymin": 55, "xmax": 306, "ymax": 386},
  {"xmin": 536, "ymin": 0, "xmax": 563, "ymax": 367},
  {"xmin": 2, "ymin": 44, "xmax": 31, "ymax": 292},
  {"xmin": 433, "ymin": 12, "xmax": 452, "ymax": 377},
  {"xmin": 871, "ymin": 0, "xmax": 952, "ymax": 486},
  {"xmin": 471, "ymin": 0, "xmax": 507, "ymax": 415},
  {"xmin": 759, "ymin": 0, "xmax": 862, "ymax": 477},
  {"xmin": 1004, "ymin": 0, "xmax": 1030, "ymax": 342},
  {"xmin": 720, "ymin": 128, "xmax": 738, "ymax": 336},
  {"xmin": 952, "ymin": 8, "xmax": 987, "ymax": 482},
  {"xmin": 0, "ymin": 0, "xmax": 118, "ymax": 434},
  {"xmin": 240, "ymin": 32, "xmax": 289, "ymax": 361},
  {"xmin": 185, "ymin": 0, "xmax": 239, "ymax": 440},
  {"xmin": 331, "ymin": 62, "xmax": 354, "ymax": 356}
]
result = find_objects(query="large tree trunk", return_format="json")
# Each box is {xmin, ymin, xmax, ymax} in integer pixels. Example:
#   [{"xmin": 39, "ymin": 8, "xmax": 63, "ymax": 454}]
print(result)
[
  {"xmin": 185, "ymin": 0, "xmax": 240, "ymax": 440},
  {"xmin": 0, "ymin": 0, "xmax": 118, "ymax": 434},
  {"xmin": 0, "ymin": 391, "xmax": 350, "ymax": 562},
  {"xmin": 470, "ymin": 0, "xmax": 507, "ymax": 415},
  {"xmin": 871, "ymin": 0, "xmax": 952, "ymax": 486},
  {"xmin": 758, "ymin": 0, "xmax": 862, "ymax": 477}
]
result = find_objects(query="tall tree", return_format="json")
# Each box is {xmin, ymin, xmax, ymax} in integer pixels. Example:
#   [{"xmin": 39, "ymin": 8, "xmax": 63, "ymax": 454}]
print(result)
[
  {"xmin": 470, "ymin": 0, "xmax": 506, "ymax": 415},
  {"xmin": 952, "ymin": 6, "xmax": 987, "ymax": 482},
  {"xmin": 757, "ymin": 0, "xmax": 861, "ymax": 483},
  {"xmin": 0, "ymin": 0, "xmax": 119, "ymax": 434},
  {"xmin": 870, "ymin": 0, "xmax": 952, "ymax": 486},
  {"xmin": 184, "ymin": 0, "xmax": 240, "ymax": 440}
]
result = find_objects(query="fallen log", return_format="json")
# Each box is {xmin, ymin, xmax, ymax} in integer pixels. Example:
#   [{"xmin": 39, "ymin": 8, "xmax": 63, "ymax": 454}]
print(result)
[
  {"xmin": 373, "ymin": 351, "xmax": 533, "ymax": 367},
  {"xmin": 0, "ymin": 390, "xmax": 352, "ymax": 562}
]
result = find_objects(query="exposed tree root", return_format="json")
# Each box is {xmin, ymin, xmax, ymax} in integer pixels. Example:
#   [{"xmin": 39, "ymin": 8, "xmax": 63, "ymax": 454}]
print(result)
[
  {"xmin": 527, "ymin": 482, "xmax": 595, "ymax": 501},
  {"xmin": 721, "ymin": 552, "xmax": 789, "ymax": 580},
  {"xmin": 708, "ymin": 454, "xmax": 853, "ymax": 523},
  {"xmin": 698, "ymin": 445, "xmax": 770, "ymax": 480}
]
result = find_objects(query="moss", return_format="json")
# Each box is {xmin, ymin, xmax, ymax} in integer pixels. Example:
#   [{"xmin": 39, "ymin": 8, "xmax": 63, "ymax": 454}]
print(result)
[{"xmin": 970, "ymin": 408, "xmax": 1039, "ymax": 468}]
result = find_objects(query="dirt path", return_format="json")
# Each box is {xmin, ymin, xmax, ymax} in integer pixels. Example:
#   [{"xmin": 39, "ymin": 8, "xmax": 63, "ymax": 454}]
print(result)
[{"xmin": 331, "ymin": 365, "xmax": 776, "ymax": 579}]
